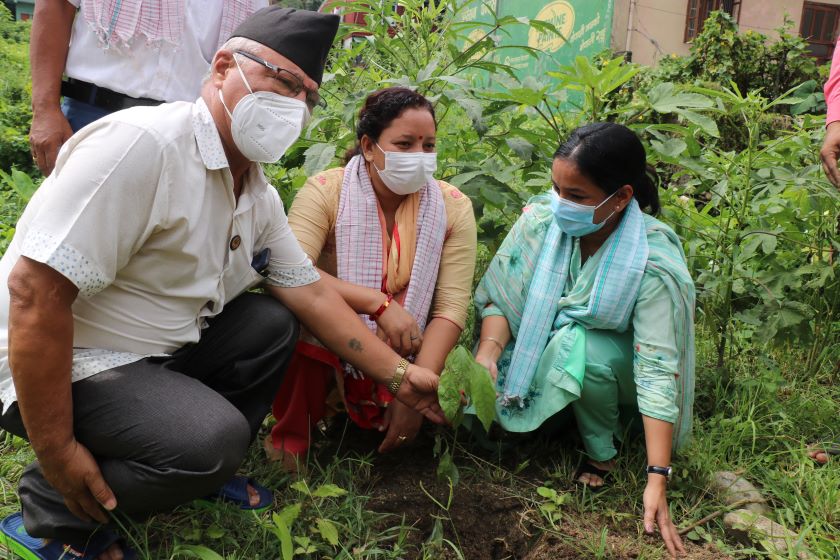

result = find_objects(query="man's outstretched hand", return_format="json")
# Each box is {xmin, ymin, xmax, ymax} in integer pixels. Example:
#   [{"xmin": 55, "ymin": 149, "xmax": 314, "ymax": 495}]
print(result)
[{"xmin": 395, "ymin": 365, "xmax": 446, "ymax": 425}]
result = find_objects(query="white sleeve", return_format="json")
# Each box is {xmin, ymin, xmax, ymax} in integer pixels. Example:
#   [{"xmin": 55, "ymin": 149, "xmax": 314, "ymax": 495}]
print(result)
[
  {"xmin": 19, "ymin": 120, "xmax": 166, "ymax": 297},
  {"xmin": 261, "ymin": 190, "xmax": 320, "ymax": 288}
]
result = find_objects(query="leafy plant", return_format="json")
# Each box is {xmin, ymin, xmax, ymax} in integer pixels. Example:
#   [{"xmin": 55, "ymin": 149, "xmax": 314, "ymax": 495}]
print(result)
[
  {"xmin": 260, "ymin": 480, "xmax": 348, "ymax": 559},
  {"xmin": 651, "ymin": 11, "xmax": 820, "ymax": 105},
  {"xmin": 437, "ymin": 345, "xmax": 495, "ymax": 431},
  {"xmin": 535, "ymin": 485, "xmax": 569, "ymax": 528}
]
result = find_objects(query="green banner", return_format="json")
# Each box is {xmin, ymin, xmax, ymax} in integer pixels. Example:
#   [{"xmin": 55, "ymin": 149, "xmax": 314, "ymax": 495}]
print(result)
[{"xmin": 495, "ymin": 0, "xmax": 614, "ymax": 79}]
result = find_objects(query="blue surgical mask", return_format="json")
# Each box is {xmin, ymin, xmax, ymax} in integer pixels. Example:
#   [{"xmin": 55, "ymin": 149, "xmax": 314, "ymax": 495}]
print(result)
[{"xmin": 552, "ymin": 190, "xmax": 618, "ymax": 237}]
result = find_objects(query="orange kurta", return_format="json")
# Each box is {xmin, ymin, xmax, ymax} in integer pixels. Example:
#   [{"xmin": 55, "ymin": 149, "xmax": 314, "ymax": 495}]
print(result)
[{"xmin": 269, "ymin": 167, "xmax": 476, "ymax": 454}]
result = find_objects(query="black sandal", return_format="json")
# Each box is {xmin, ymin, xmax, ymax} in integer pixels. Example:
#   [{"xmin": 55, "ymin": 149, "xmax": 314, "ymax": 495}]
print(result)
[{"xmin": 574, "ymin": 460, "xmax": 613, "ymax": 491}]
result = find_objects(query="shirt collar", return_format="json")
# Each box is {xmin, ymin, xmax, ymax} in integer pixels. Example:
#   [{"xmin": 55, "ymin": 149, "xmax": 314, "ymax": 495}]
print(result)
[
  {"xmin": 192, "ymin": 97, "xmax": 231, "ymax": 171},
  {"xmin": 192, "ymin": 97, "xmax": 271, "ymax": 207}
]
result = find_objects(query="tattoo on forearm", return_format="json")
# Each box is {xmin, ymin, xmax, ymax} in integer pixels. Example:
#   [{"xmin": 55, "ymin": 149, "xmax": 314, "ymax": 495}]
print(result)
[{"xmin": 349, "ymin": 338, "xmax": 363, "ymax": 352}]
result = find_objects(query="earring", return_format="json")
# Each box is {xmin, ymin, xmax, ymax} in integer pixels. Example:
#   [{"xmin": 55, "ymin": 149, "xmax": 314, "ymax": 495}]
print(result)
[{"xmin": 615, "ymin": 206, "xmax": 620, "ymax": 210}]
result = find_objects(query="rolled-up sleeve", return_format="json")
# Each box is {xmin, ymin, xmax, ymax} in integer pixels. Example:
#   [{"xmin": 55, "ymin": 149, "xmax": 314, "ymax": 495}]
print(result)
[{"xmin": 632, "ymin": 272, "xmax": 681, "ymax": 424}]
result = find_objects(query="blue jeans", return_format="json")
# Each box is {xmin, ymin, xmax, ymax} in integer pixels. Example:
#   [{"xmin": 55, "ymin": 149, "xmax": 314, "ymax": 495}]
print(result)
[{"xmin": 61, "ymin": 97, "xmax": 112, "ymax": 132}]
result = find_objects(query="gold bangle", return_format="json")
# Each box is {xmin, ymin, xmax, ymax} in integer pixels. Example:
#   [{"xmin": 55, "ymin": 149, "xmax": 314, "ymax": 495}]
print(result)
[
  {"xmin": 387, "ymin": 358, "xmax": 409, "ymax": 395},
  {"xmin": 479, "ymin": 337, "xmax": 504, "ymax": 353}
]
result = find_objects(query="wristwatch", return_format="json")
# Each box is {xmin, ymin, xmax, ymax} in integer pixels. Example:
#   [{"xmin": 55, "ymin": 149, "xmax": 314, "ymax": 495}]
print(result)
[
  {"xmin": 387, "ymin": 358, "xmax": 409, "ymax": 395},
  {"xmin": 647, "ymin": 465, "xmax": 672, "ymax": 480}
]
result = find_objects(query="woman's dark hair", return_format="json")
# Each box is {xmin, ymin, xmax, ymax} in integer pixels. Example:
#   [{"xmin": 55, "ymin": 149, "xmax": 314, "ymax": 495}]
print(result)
[
  {"xmin": 553, "ymin": 122, "xmax": 660, "ymax": 215},
  {"xmin": 343, "ymin": 87, "xmax": 436, "ymax": 163}
]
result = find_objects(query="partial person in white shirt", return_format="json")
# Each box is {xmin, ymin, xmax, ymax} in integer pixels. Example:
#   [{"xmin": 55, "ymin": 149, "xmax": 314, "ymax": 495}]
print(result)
[
  {"xmin": 28, "ymin": 0, "xmax": 268, "ymax": 177},
  {"xmin": 0, "ymin": 8, "xmax": 446, "ymax": 560}
]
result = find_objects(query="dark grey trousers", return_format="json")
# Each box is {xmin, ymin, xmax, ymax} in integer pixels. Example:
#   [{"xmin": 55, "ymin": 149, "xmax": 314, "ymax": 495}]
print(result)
[{"xmin": 0, "ymin": 292, "xmax": 298, "ymax": 544}]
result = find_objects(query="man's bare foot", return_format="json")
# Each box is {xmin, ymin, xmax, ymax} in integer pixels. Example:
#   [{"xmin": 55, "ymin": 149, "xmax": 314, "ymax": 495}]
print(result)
[
  {"xmin": 576, "ymin": 459, "xmax": 616, "ymax": 488},
  {"xmin": 808, "ymin": 443, "xmax": 839, "ymax": 465},
  {"xmin": 246, "ymin": 483, "xmax": 261, "ymax": 507}
]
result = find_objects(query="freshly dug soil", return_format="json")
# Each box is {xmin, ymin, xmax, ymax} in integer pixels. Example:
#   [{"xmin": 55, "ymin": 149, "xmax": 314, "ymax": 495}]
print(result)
[{"xmin": 313, "ymin": 419, "xmax": 732, "ymax": 560}]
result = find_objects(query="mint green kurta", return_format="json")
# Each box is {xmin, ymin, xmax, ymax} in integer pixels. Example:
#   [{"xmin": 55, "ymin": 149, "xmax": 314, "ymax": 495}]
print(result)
[{"xmin": 474, "ymin": 197, "xmax": 695, "ymax": 451}]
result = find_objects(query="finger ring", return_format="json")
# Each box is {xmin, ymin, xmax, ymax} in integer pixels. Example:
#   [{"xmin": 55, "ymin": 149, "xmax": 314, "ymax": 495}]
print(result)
[{"xmin": 397, "ymin": 435, "xmax": 408, "ymax": 442}]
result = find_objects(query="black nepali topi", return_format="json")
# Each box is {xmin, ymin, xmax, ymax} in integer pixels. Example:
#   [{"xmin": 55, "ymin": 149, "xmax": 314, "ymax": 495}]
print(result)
[{"xmin": 229, "ymin": 6, "xmax": 340, "ymax": 86}]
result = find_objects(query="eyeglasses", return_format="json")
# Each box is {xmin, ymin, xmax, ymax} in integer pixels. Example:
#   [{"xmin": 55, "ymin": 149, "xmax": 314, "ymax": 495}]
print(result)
[{"xmin": 233, "ymin": 50, "xmax": 325, "ymax": 111}]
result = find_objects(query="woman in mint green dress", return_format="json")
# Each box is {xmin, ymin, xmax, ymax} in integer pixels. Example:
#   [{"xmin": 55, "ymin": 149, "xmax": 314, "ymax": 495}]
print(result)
[{"xmin": 474, "ymin": 123, "xmax": 694, "ymax": 557}]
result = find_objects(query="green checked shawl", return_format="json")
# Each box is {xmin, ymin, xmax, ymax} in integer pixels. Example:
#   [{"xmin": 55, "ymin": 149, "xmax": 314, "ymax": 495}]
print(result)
[
  {"xmin": 475, "ymin": 193, "xmax": 696, "ymax": 449},
  {"xmin": 497, "ymin": 194, "xmax": 648, "ymax": 406}
]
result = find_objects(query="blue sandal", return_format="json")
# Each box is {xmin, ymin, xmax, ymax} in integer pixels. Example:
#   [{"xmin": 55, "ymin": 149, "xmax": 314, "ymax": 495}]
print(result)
[
  {"xmin": 211, "ymin": 475, "xmax": 273, "ymax": 511},
  {"xmin": 0, "ymin": 512, "xmax": 136, "ymax": 560}
]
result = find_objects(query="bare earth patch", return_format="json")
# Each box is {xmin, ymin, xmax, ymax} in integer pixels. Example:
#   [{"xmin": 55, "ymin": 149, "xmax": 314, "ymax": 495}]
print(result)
[{"xmin": 315, "ymin": 420, "xmax": 733, "ymax": 560}]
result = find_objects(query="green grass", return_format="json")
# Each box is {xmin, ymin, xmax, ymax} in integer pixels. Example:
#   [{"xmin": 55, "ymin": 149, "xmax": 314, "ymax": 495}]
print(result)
[{"xmin": 0, "ymin": 329, "xmax": 837, "ymax": 559}]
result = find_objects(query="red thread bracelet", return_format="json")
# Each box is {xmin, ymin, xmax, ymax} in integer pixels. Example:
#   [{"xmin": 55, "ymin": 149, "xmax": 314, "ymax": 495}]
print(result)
[{"xmin": 369, "ymin": 293, "xmax": 393, "ymax": 321}]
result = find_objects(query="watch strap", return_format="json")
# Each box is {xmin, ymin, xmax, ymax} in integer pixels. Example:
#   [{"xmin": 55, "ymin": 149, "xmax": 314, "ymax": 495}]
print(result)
[
  {"xmin": 646, "ymin": 465, "xmax": 672, "ymax": 478},
  {"xmin": 387, "ymin": 358, "xmax": 409, "ymax": 395}
]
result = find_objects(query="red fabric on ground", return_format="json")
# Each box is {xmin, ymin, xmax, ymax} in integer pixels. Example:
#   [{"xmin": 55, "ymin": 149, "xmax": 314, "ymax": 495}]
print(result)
[
  {"xmin": 270, "ymin": 341, "xmax": 338, "ymax": 455},
  {"xmin": 270, "ymin": 340, "xmax": 393, "ymax": 455}
]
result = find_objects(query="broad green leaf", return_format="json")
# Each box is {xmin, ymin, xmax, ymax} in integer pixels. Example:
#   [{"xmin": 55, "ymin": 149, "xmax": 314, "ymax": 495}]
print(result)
[
  {"xmin": 275, "ymin": 503, "xmax": 302, "ymax": 526},
  {"xmin": 173, "ymin": 545, "xmax": 225, "ymax": 560},
  {"xmin": 416, "ymin": 59, "xmax": 439, "ymax": 83},
  {"xmin": 275, "ymin": 518, "xmax": 294, "ymax": 560},
  {"xmin": 506, "ymin": 137, "xmax": 534, "ymax": 159},
  {"xmin": 436, "ymin": 449, "xmax": 460, "ymax": 485},
  {"xmin": 760, "ymin": 233, "xmax": 777, "ymax": 255},
  {"xmin": 0, "ymin": 169, "xmax": 38, "ymax": 203},
  {"xmin": 438, "ymin": 357, "xmax": 465, "ymax": 424},
  {"xmin": 675, "ymin": 109, "xmax": 720, "ymax": 138},
  {"xmin": 205, "ymin": 524, "xmax": 224, "ymax": 539},
  {"xmin": 466, "ymin": 359, "xmax": 497, "ymax": 432},
  {"xmin": 302, "ymin": 143, "xmax": 336, "ymax": 176},
  {"xmin": 537, "ymin": 486, "xmax": 557, "ymax": 499},
  {"xmin": 647, "ymin": 82, "xmax": 714, "ymax": 113},
  {"xmin": 312, "ymin": 483, "xmax": 347, "ymax": 498},
  {"xmin": 316, "ymin": 518, "xmax": 340, "ymax": 546},
  {"xmin": 650, "ymin": 138, "xmax": 687, "ymax": 159},
  {"xmin": 439, "ymin": 346, "xmax": 497, "ymax": 430},
  {"xmin": 290, "ymin": 480, "xmax": 309, "ymax": 494}
]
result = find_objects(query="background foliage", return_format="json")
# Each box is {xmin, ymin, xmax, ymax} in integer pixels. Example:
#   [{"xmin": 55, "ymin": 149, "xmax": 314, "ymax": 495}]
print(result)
[{"xmin": 0, "ymin": 2, "xmax": 838, "ymax": 558}]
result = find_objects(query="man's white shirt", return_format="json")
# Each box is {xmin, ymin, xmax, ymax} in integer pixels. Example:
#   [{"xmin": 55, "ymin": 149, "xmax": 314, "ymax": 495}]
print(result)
[{"xmin": 0, "ymin": 98, "xmax": 318, "ymax": 412}]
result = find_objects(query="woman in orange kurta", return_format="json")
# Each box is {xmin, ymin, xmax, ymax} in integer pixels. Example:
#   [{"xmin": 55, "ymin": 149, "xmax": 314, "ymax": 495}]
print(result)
[{"xmin": 268, "ymin": 87, "xmax": 476, "ymax": 462}]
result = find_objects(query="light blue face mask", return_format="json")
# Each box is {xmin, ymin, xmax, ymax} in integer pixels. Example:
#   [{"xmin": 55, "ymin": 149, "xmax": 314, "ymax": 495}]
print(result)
[{"xmin": 552, "ymin": 190, "xmax": 618, "ymax": 237}]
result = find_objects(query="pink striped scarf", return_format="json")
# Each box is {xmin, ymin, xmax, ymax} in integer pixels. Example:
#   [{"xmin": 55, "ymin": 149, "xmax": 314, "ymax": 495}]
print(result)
[
  {"xmin": 81, "ymin": 0, "xmax": 258, "ymax": 50},
  {"xmin": 336, "ymin": 155, "xmax": 447, "ymax": 375}
]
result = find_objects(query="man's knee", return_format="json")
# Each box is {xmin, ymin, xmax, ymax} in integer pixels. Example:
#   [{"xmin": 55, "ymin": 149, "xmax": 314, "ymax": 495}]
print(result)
[
  {"xmin": 256, "ymin": 296, "xmax": 300, "ymax": 345},
  {"xmin": 176, "ymin": 408, "xmax": 251, "ymax": 480},
  {"xmin": 235, "ymin": 294, "xmax": 300, "ymax": 350}
]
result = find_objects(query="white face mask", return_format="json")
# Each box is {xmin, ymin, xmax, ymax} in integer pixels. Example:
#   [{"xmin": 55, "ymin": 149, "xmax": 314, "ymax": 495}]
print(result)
[
  {"xmin": 218, "ymin": 56, "xmax": 310, "ymax": 163},
  {"xmin": 372, "ymin": 143, "xmax": 437, "ymax": 195}
]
